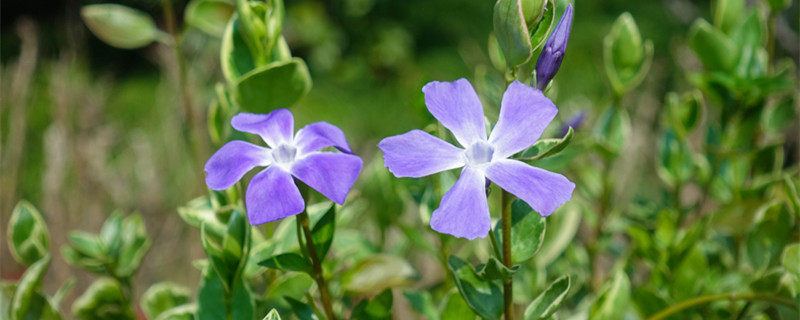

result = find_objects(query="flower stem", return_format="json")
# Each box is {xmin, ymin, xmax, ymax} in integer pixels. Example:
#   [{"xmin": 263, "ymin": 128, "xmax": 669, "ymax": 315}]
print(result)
[
  {"xmin": 647, "ymin": 293, "xmax": 796, "ymax": 320},
  {"xmin": 297, "ymin": 210, "xmax": 336, "ymax": 320},
  {"xmin": 501, "ymin": 189, "xmax": 514, "ymax": 320}
]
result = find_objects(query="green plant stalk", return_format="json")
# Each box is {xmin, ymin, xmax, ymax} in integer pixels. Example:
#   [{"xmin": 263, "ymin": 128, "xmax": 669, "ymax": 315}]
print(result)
[
  {"xmin": 488, "ymin": 229, "xmax": 503, "ymax": 259},
  {"xmin": 647, "ymin": 293, "xmax": 796, "ymax": 320},
  {"xmin": 298, "ymin": 210, "xmax": 336, "ymax": 320},
  {"xmin": 501, "ymin": 189, "xmax": 514, "ymax": 320},
  {"xmin": 160, "ymin": 0, "xmax": 207, "ymax": 174}
]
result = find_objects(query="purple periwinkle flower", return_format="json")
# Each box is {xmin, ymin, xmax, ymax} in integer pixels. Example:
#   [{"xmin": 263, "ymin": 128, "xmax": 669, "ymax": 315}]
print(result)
[
  {"xmin": 559, "ymin": 110, "xmax": 586, "ymax": 136},
  {"xmin": 205, "ymin": 109, "xmax": 362, "ymax": 225},
  {"xmin": 378, "ymin": 79, "xmax": 575, "ymax": 240},
  {"xmin": 534, "ymin": 4, "xmax": 574, "ymax": 90}
]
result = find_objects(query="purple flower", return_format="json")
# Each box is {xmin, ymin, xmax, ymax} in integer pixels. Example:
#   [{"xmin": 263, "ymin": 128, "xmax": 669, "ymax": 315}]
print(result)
[
  {"xmin": 205, "ymin": 109, "xmax": 363, "ymax": 225},
  {"xmin": 559, "ymin": 110, "xmax": 586, "ymax": 136},
  {"xmin": 535, "ymin": 4, "xmax": 574, "ymax": 90},
  {"xmin": 378, "ymin": 79, "xmax": 575, "ymax": 240}
]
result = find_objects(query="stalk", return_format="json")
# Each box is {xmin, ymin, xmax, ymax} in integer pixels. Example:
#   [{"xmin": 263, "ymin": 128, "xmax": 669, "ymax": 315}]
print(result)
[
  {"xmin": 501, "ymin": 189, "xmax": 514, "ymax": 320},
  {"xmin": 297, "ymin": 210, "xmax": 336, "ymax": 320}
]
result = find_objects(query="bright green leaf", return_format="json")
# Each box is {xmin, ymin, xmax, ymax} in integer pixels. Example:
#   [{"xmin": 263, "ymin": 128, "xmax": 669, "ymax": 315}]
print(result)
[
  {"xmin": 590, "ymin": 271, "xmax": 630, "ymax": 320},
  {"xmin": 519, "ymin": 127, "xmax": 573, "ymax": 161},
  {"xmin": 72, "ymin": 277, "xmax": 134, "ymax": 320},
  {"xmin": 10, "ymin": 255, "xmax": 51, "ymax": 320},
  {"xmin": 141, "ymin": 282, "xmax": 192, "ymax": 320},
  {"xmin": 186, "ymin": 0, "xmax": 235, "ymax": 37},
  {"xmin": 342, "ymin": 254, "xmax": 417, "ymax": 295},
  {"xmin": 476, "ymin": 256, "xmax": 519, "ymax": 282},
  {"xmin": 747, "ymin": 202, "xmax": 794, "ymax": 271},
  {"xmin": 258, "ymin": 253, "xmax": 312, "ymax": 273},
  {"xmin": 493, "ymin": 199, "xmax": 547, "ymax": 262},
  {"xmin": 8, "ymin": 200, "xmax": 49, "ymax": 266}
]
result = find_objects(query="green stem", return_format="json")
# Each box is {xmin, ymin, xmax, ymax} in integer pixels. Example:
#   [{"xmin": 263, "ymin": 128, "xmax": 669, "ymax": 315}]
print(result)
[
  {"xmin": 766, "ymin": 12, "xmax": 777, "ymax": 66},
  {"xmin": 298, "ymin": 210, "xmax": 336, "ymax": 320},
  {"xmin": 501, "ymin": 189, "xmax": 514, "ymax": 320},
  {"xmin": 647, "ymin": 293, "xmax": 796, "ymax": 320},
  {"xmin": 488, "ymin": 229, "xmax": 503, "ymax": 260}
]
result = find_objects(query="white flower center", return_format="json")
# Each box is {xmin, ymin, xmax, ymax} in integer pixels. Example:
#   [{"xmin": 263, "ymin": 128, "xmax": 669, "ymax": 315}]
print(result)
[
  {"xmin": 465, "ymin": 140, "xmax": 494, "ymax": 167},
  {"xmin": 272, "ymin": 144, "xmax": 297, "ymax": 165}
]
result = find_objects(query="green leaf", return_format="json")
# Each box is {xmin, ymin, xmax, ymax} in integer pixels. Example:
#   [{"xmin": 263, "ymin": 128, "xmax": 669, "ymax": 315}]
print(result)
[
  {"xmin": 493, "ymin": 0, "xmax": 533, "ymax": 68},
  {"xmin": 403, "ymin": 291, "xmax": 439, "ymax": 320},
  {"xmin": 264, "ymin": 273, "xmax": 313, "ymax": 310},
  {"xmin": 447, "ymin": 255, "xmax": 503, "ymax": 320},
  {"xmin": 590, "ymin": 271, "xmax": 631, "ymax": 320},
  {"xmin": 524, "ymin": 275, "xmax": 570, "ymax": 320},
  {"xmin": 527, "ymin": 0, "xmax": 554, "ymax": 52},
  {"xmin": 221, "ymin": 13, "xmax": 257, "ymax": 83},
  {"xmin": 200, "ymin": 222, "xmax": 232, "ymax": 293},
  {"xmin": 671, "ymin": 244, "xmax": 708, "ymax": 301},
  {"xmin": 263, "ymin": 309, "xmax": 282, "ymax": 320},
  {"xmin": 116, "ymin": 213, "xmax": 151, "ymax": 278},
  {"xmin": 631, "ymin": 287, "xmax": 672, "ymax": 319},
  {"xmin": 141, "ymin": 282, "xmax": 192, "ymax": 320},
  {"xmin": 440, "ymin": 288, "xmax": 477, "ymax": 320},
  {"xmin": 342, "ymin": 254, "xmax": 417, "ymax": 295},
  {"xmin": 186, "ymin": 0, "xmax": 235, "ymax": 37},
  {"xmin": 352, "ymin": 289, "xmax": 394, "ymax": 320},
  {"xmin": 72, "ymin": 277, "xmax": 134, "ymax": 320},
  {"xmin": 235, "ymin": 58, "xmax": 312, "ymax": 112},
  {"xmin": 476, "ymin": 256, "xmax": 519, "ymax": 282},
  {"xmin": 766, "ymin": 0, "xmax": 792, "ymax": 11},
  {"xmin": 713, "ymin": 0, "xmax": 744, "ymax": 34},
  {"xmin": 8, "ymin": 200, "xmax": 50, "ymax": 266},
  {"xmin": 603, "ymin": 13, "xmax": 653, "ymax": 95},
  {"xmin": 657, "ymin": 130, "xmax": 695, "ymax": 187},
  {"xmin": 493, "ymin": 199, "xmax": 547, "ymax": 262},
  {"xmin": 155, "ymin": 304, "xmax": 197, "ymax": 320},
  {"xmin": 519, "ymin": 127, "xmax": 573, "ymax": 161},
  {"xmin": 311, "ymin": 204, "xmax": 336, "ymax": 261},
  {"xmin": 258, "ymin": 253, "xmax": 312, "ymax": 273},
  {"xmin": 594, "ymin": 107, "xmax": 630, "ymax": 158},
  {"xmin": 10, "ymin": 254, "xmax": 51, "ymax": 320},
  {"xmin": 81, "ymin": 4, "xmax": 163, "ymax": 49},
  {"xmin": 99, "ymin": 212, "xmax": 124, "ymax": 258},
  {"xmin": 197, "ymin": 266, "xmax": 226, "ymax": 320},
  {"xmin": 67, "ymin": 231, "xmax": 105, "ymax": 258},
  {"xmin": 730, "ymin": 11, "xmax": 762, "ymax": 48},
  {"xmin": 283, "ymin": 297, "xmax": 316, "ymax": 320},
  {"xmin": 688, "ymin": 19, "xmax": 739, "ymax": 72},
  {"xmin": 222, "ymin": 209, "xmax": 250, "ymax": 272},
  {"xmin": 781, "ymin": 243, "xmax": 800, "ymax": 294},
  {"xmin": 747, "ymin": 202, "xmax": 794, "ymax": 271}
]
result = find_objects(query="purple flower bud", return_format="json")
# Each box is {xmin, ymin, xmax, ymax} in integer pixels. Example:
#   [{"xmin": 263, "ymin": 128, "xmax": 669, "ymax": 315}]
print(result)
[
  {"xmin": 559, "ymin": 110, "xmax": 585, "ymax": 136},
  {"xmin": 534, "ymin": 4, "xmax": 574, "ymax": 90}
]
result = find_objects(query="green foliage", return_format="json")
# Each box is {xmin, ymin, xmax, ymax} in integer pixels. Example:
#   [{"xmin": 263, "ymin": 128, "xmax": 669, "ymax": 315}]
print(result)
[
  {"xmin": 493, "ymin": 200, "xmax": 547, "ymax": 263},
  {"xmin": 351, "ymin": 289, "xmax": 394, "ymax": 320},
  {"xmin": 590, "ymin": 271, "xmax": 631, "ymax": 320},
  {"xmin": 8, "ymin": 200, "xmax": 49, "ymax": 266},
  {"xmin": 342, "ymin": 254, "xmax": 417, "ymax": 295},
  {"xmin": 62, "ymin": 212, "xmax": 151, "ymax": 279},
  {"xmin": 603, "ymin": 12, "xmax": 653, "ymax": 96},
  {"xmin": 524, "ymin": 275, "xmax": 570, "ymax": 320},
  {"xmin": 519, "ymin": 126, "xmax": 573, "ymax": 161},
  {"xmin": 447, "ymin": 255, "xmax": 503, "ymax": 320},
  {"xmin": 493, "ymin": 0, "xmax": 533, "ymax": 68},
  {"xmin": 262, "ymin": 309, "xmax": 282, "ymax": 320},
  {"xmin": 186, "ymin": 0, "xmax": 235, "ymax": 37},
  {"xmin": 235, "ymin": 58, "xmax": 312, "ymax": 112},
  {"xmin": 72, "ymin": 277, "xmax": 133, "ymax": 320},
  {"xmin": 141, "ymin": 282, "xmax": 192, "ymax": 320},
  {"xmin": 80, "ymin": 4, "xmax": 165, "ymax": 49}
]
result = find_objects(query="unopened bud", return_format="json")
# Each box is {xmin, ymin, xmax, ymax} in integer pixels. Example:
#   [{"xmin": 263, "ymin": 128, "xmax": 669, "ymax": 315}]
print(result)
[{"xmin": 534, "ymin": 4, "xmax": 573, "ymax": 90}]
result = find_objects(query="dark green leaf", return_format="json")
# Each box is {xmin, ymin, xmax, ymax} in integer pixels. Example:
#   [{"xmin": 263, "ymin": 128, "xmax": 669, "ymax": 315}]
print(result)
[
  {"xmin": 283, "ymin": 297, "xmax": 316, "ymax": 320},
  {"xmin": 493, "ymin": 199, "xmax": 547, "ymax": 262},
  {"xmin": 476, "ymin": 256, "xmax": 519, "ymax": 282},
  {"xmin": 258, "ymin": 253, "xmax": 312, "ymax": 273},
  {"xmin": 235, "ymin": 58, "xmax": 312, "ymax": 112},
  {"xmin": 197, "ymin": 266, "xmax": 227, "ymax": 320},
  {"xmin": 524, "ymin": 275, "xmax": 570, "ymax": 320},
  {"xmin": 493, "ymin": 0, "xmax": 533, "ymax": 68},
  {"xmin": 352, "ymin": 289, "xmax": 393, "ymax": 320},
  {"xmin": 447, "ymin": 255, "xmax": 503, "ymax": 320},
  {"xmin": 311, "ymin": 204, "xmax": 335, "ymax": 261},
  {"xmin": 8, "ymin": 200, "xmax": 49, "ymax": 266}
]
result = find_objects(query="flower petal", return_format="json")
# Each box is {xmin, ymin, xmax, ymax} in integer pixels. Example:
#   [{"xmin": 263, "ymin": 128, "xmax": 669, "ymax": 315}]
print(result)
[
  {"xmin": 291, "ymin": 152, "xmax": 363, "ymax": 204},
  {"xmin": 422, "ymin": 79, "xmax": 487, "ymax": 147},
  {"xmin": 204, "ymin": 141, "xmax": 271, "ymax": 190},
  {"xmin": 488, "ymin": 81, "xmax": 558, "ymax": 158},
  {"xmin": 378, "ymin": 129, "xmax": 465, "ymax": 178},
  {"xmin": 430, "ymin": 168, "xmax": 490, "ymax": 240},
  {"xmin": 294, "ymin": 122, "xmax": 352, "ymax": 154},
  {"xmin": 245, "ymin": 166, "xmax": 305, "ymax": 225},
  {"xmin": 231, "ymin": 109, "xmax": 294, "ymax": 147},
  {"xmin": 485, "ymin": 159, "xmax": 575, "ymax": 216}
]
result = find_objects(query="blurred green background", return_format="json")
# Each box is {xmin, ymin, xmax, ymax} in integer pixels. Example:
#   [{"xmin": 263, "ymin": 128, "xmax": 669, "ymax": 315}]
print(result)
[{"xmin": 1, "ymin": 0, "xmax": 798, "ymax": 316}]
